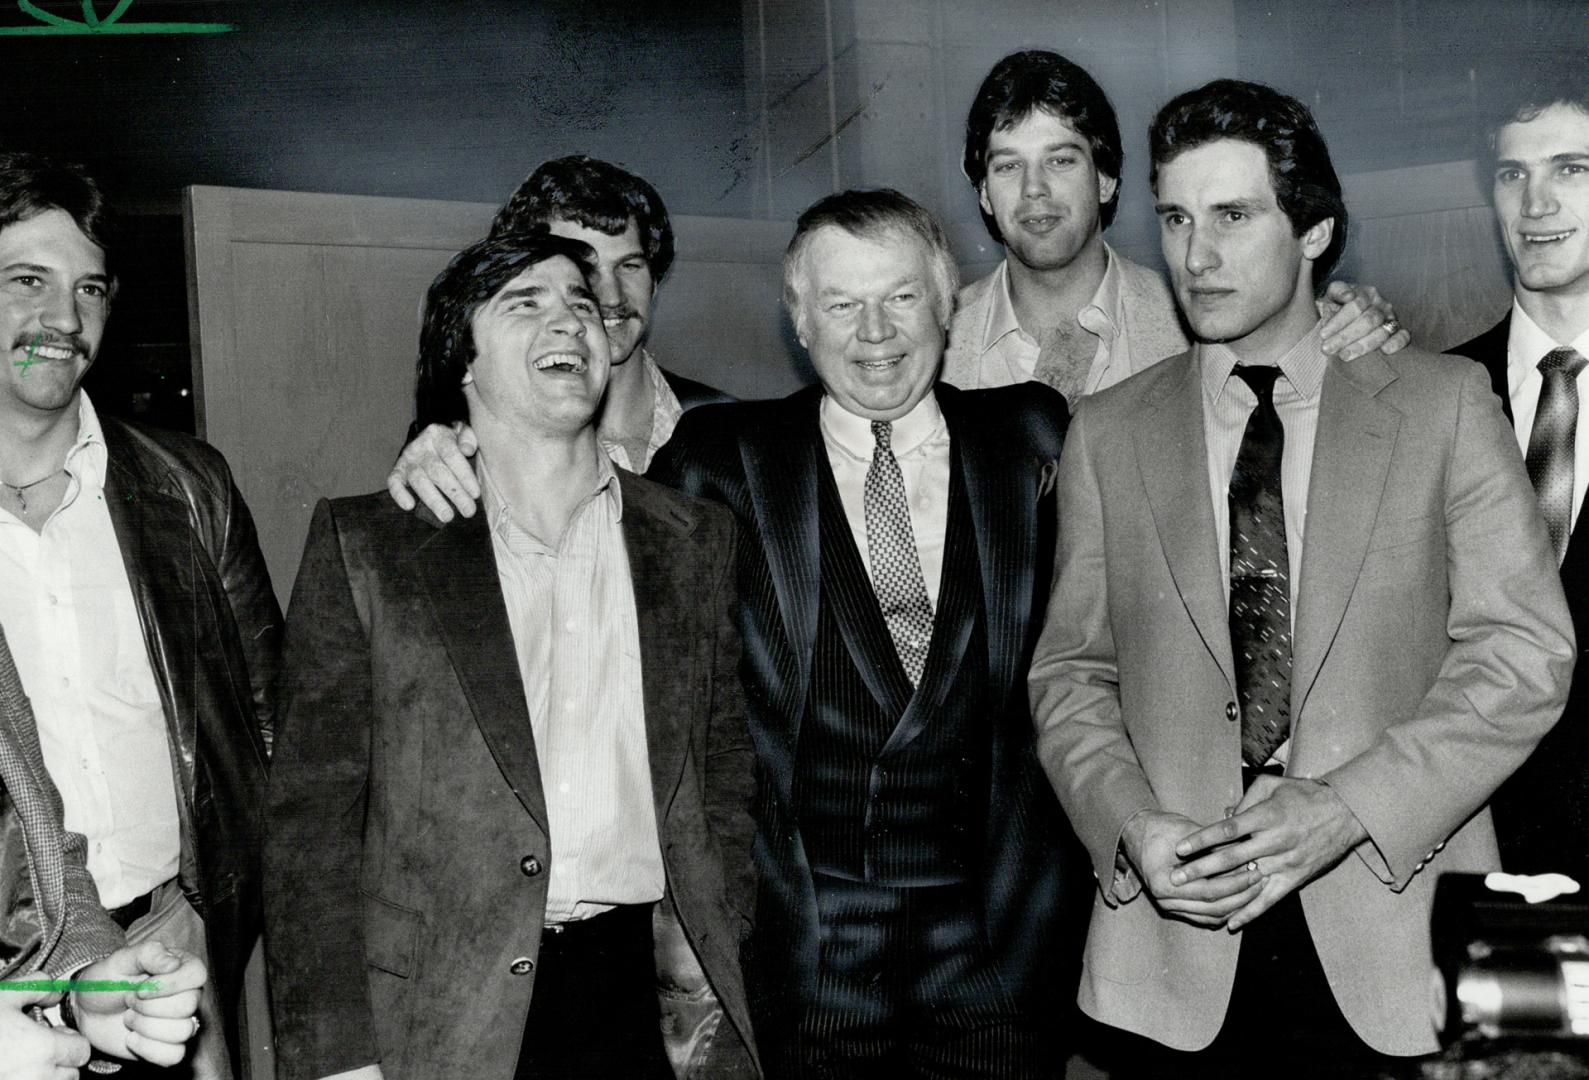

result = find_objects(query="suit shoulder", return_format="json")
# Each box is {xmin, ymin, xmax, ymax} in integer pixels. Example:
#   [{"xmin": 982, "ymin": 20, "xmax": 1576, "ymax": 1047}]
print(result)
[
  {"xmin": 658, "ymin": 365, "xmax": 737, "ymax": 409},
  {"xmin": 1081, "ymin": 349, "xmax": 1194, "ymax": 417},
  {"xmin": 102, "ymin": 415, "xmax": 235, "ymax": 495},
  {"xmin": 940, "ymin": 382, "xmax": 1068, "ymax": 455},
  {"xmin": 621, "ymin": 469, "xmax": 737, "ymax": 540},
  {"xmin": 314, "ymin": 490, "xmax": 437, "ymax": 544},
  {"xmin": 1383, "ymin": 344, "xmax": 1489, "ymax": 386}
]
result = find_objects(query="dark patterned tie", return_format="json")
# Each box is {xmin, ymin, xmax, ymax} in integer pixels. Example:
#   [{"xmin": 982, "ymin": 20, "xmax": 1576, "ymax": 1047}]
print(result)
[
  {"xmin": 1524, "ymin": 346, "xmax": 1588, "ymax": 563},
  {"xmin": 864, "ymin": 420, "xmax": 934, "ymax": 686},
  {"xmin": 1228, "ymin": 366, "xmax": 1292, "ymax": 767}
]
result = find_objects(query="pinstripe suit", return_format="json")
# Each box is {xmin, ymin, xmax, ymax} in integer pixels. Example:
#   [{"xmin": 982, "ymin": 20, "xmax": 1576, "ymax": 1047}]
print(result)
[
  {"xmin": 0, "ymin": 622, "xmax": 123, "ymax": 980},
  {"xmin": 651, "ymin": 382, "xmax": 1088, "ymax": 1077}
]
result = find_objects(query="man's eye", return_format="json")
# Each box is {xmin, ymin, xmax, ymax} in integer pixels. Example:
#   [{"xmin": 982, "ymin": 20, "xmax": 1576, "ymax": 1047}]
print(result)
[
  {"xmin": 10, "ymin": 275, "xmax": 40, "ymax": 288},
  {"xmin": 1496, "ymin": 168, "xmax": 1524, "ymax": 184},
  {"xmin": 1562, "ymin": 163, "xmax": 1588, "ymax": 178},
  {"xmin": 1047, "ymin": 155, "xmax": 1078, "ymax": 168},
  {"xmin": 828, "ymin": 301, "xmax": 857, "ymax": 313},
  {"xmin": 79, "ymin": 283, "xmax": 107, "ymax": 299},
  {"xmin": 1223, "ymin": 211, "xmax": 1245, "ymax": 223},
  {"xmin": 1160, "ymin": 213, "xmax": 1186, "ymax": 228},
  {"xmin": 890, "ymin": 292, "xmax": 917, "ymax": 304},
  {"xmin": 991, "ymin": 161, "xmax": 1019, "ymax": 174},
  {"xmin": 573, "ymin": 301, "xmax": 598, "ymax": 315},
  {"xmin": 620, "ymin": 260, "xmax": 647, "ymax": 273}
]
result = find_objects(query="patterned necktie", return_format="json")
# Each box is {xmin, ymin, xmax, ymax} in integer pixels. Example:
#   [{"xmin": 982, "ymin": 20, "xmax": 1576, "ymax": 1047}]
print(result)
[
  {"xmin": 863, "ymin": 420, "xmax": 934, "ymax": 686},
  {"xmin": 1524, "ymin": 346, "xmax": 1588, "ymax": 563},
  {"xmin": 1228, "ymin": 366, "xmax": 1292, "ymax": 767}
]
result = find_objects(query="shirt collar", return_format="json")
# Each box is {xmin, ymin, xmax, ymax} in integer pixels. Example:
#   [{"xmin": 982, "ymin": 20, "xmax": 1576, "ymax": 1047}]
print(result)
[
  {"xmin": 1199, "ymin": 319, "xmax": 1329, "ymax": 405},
  {"xmin": 64, "ymin": 391, "xmax": 108, "ymax": 491},
  {"xmin": 819, "ymin": 390, "xmax": 946, "ymax": 463},
  {"xmin": 479, "ymin": 444, "xmax": 622, "ymax": 551},
  {"xmin": 980, "ymin": 243, "xmax": 1123, "ymax": 354},
  {"xmin": 598, "ymin": 348, "xmax": 683, "ymax": 472},
  {"xmin": 1508, "ymin": 301, "xmax": 1589, "ymax": 386}
]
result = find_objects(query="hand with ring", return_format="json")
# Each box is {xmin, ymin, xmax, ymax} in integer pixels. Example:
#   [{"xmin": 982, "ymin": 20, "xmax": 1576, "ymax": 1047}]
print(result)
[{"xmin": 71, "ymin": 938, "xmax": 208, "ymax": 1066}]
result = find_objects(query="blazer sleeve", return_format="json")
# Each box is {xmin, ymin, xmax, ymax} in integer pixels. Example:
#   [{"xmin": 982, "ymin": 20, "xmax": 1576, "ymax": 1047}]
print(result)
[
  {"xmin": 262, "ymin": 500, "xmax": 382, "ymax": 1078},
  {"xmin": 1027, "ymin": 400, "xmax": 1161, "ymax": 902},
  {"xmin": 1324, "ymin": 362, "xmax": 1576, "ymax": 888},
  {"xmin": 210, "ymin": 450, "xmax": 283, "ymax": 756}
]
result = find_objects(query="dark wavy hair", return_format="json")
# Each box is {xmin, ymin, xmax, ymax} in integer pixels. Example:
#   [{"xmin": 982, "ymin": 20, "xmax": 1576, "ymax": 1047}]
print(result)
[
  {"xmin": 414, "ymin": 229, "xmax": 596, "ymax": 428},
  {"xmin": 489, "ymin": 155, "xmax": 674, "ymax": 281},
  {"xmin": 962, "ymin": 50, "xmax": 1124, "ymax": 236},
  {"xmin": 0, "ymin": 151, "xmax": 115, "ymax": 278},
  {"xmin": 782, "ymin": 188, "xmax": 959, "ymax": 335},
  {"xmin": 1149, "ymin": 79, "xmax": 1347, "ymax": 284},
  {"xmin": 1488, "ymin": 67, "xmax": 1589, "ymax": 155}
]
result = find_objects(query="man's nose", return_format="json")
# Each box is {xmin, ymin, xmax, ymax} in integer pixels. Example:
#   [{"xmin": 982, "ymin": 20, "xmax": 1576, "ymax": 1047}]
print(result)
[
  {"xmin": 39, "ymin": 284, "xmax": 82, "ymax": 335},
  {"xmin": 1184, "ymin": 227, "xmax": 1220, "ymax": 275},
  {"xmin": 1022, "ymin": 164, "xmax": 1050, "ymax": 199},
  {"xmin": 1521, "ymin": 174, "xmax": 1559, "ymax": 219},
  {"xmin": 857, "ymin": 302, "xmax": 895, "ymax": 343}
]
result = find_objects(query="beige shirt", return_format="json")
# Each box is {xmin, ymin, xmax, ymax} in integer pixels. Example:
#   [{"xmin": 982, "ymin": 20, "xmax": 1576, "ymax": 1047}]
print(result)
[
  {"xmin": 602, "ymin": 348, "xmax": 684, "ymax": 474},
  {"xmin": 819, "ymin": 392, "xmax": 952, "ymax": 609},
  {"xmin": 0, "ymin": 394, "xmax": 180, "ymax": 909},
  {"xmin": 480, "ymin": 452, "xmax": 664, "ymax": 924},
  {"xmin": 1506, "ymin": 302, "xmax": 1589, "ymax": 531}
]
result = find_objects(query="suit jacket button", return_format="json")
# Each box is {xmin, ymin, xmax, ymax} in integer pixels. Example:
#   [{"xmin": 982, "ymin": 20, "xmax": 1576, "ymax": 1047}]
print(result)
[
  {"xmin": 509, "ymin": 957, "xmax": 534, "ymax": 976},
  {"xmin": 520, "ymin": 855, "xmax": 543, "ymax": 877},
  {"xmin": 1225, "ymin": 702, "xmax": 1239, "ymax": 722}
]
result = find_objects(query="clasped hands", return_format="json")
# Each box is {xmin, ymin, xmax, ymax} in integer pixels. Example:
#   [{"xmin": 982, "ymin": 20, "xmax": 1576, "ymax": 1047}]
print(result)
[
  {"xmin": 1122, "ymin": 774, "xmax": 1369, "ymax": 932},
  {"xmin": 2, "ymin": 938, "xmax": 206, "ymax": 1080}
]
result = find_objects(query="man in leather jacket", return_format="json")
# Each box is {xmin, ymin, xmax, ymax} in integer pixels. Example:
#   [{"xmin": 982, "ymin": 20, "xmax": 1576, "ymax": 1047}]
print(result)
[{"xmin": 0, "ymin": 151, "xmax": 277, "ymax": 1079}]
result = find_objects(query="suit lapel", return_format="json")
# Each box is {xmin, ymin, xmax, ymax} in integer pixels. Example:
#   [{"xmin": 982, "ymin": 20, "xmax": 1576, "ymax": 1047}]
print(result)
[
  {"xmin": 816, "ymin": 468, "xmax": 914, "ymax": 719},
  {"xmin": 415, "ymin": 513, "xmax": 549, "ymax": 834},
  {"xmin": 1133, "ymin": 357, "xmax": 1236, "ymax": 688},
  {"xmin": 101, "ymin": 440, "xmax": 199, "ymax": 796},
  {"xmin": 617, "ymin": 474, "xmax": 694, "ymax": 829},
  {"xmin": 1291, "ymin": 356, "xmax": 1401, "ymax": 713},
  {"xmin": 741, "ymin": 389, "xmax": 824, "ymax": 742},
  {"xmin": 882, "ymin": 449, "xmax": 978, "ymax": 756},
  {"xmin": 942, "ymin": 387, "xmax": 1032, "ymax": 710}
]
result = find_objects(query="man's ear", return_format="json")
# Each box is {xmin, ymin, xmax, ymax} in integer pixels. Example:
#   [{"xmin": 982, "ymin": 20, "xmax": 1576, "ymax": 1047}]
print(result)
[
  {"xmin": 977, "ymin": 181, "xmax": 993, "ymax": 218},
  {"xmin": 1097, "ymin": 171, "xmax": 1119, "ymax": 209},
  {"xmin": 1301, "ymin": 217, "xmax": 1335, "ymax": 261}
]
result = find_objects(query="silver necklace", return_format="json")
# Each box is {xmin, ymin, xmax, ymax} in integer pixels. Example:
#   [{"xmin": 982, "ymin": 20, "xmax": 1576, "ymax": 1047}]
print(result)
[{"xmin": 3, "ymin": 468, "xmax": 63, "ymax": 512}]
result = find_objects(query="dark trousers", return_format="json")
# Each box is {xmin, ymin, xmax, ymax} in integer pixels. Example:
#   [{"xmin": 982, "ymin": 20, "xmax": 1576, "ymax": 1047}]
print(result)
[
  {"xmin": 1086, "ymin": 892, "xmax": 1427, "ymax": 1079},
  {"xmin": 770, "ymin": 874, "xmax": 1053, "ymax": 1080},
  {"xmin": 514, "ymin": 903, "xmax": 673, "ymax": 1080}
]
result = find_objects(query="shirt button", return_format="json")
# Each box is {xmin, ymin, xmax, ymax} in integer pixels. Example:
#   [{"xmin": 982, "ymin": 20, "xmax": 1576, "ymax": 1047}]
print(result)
[
  {"xmin": 563, "ymin": 619, "xmax": 576, "ymax": 633},
  {"xmin": 1225, "ymin": 702, "xmax": 1239, "ymax": 722},
  {"xmin": 557, "ymin": 782, "xmax": 570, "ymax": 795},
  {"xmin": 61, "ymin": 676, "xmax": 70, "ymax": 688},
  {"xmin": 47, "ymin": 594, "xmax": 57, "ymax": 605},
  {"xmin": 508, "ymin": 957, "xmax": 534, "ymax": 976},
  {"xmin": 520, "ymin": 855, "xmax": 543, "ymax": 877}
]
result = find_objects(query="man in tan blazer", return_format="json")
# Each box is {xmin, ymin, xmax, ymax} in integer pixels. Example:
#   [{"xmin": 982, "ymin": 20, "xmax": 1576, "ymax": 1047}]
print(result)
[{"xmin": 1029, "ymin": 79, "xmax": 1575, "ymax": 1078}]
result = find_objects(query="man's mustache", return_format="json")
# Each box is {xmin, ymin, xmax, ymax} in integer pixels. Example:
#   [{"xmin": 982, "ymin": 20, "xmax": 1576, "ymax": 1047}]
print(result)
[{"xmin": 14, "ymin": 332, "xmax": 87, "ymax": 357}]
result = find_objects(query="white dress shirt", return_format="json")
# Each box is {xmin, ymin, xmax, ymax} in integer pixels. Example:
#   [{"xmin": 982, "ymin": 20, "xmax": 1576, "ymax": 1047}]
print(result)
[
  {"xmin": 948, "ymin": 246, "xmax": 1135, "ymax": 397},
  {"xmin": 1506, "ymin": 302, "xmax": 1589, "ymax": 531},
  {"xmin": 0, "ymin": 393, "xmax": 180, "ymax": 909},
  {"xmin": 480, "ymin": 451, "xmax": 664, "ymax": 924},
  {"xmin": 819, "ymin": 392, "xmax": 952, "ymax": 609}
]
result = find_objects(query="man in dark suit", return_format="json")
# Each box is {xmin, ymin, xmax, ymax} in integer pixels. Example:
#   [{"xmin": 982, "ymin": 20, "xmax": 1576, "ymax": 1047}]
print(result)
[
  {"xmin": 1448, "ymin": 73, "xmax": 1589, "ymax": 884},
  {"xmin": 264, "ymin": 230, "xmax": 758, "ymax": 1080},
  {"xmin": 0, "ymin": 151, "xmax": 277, "ymax": 1079},
  {"xmin": 649, "ymin": 188, "xmax": 1082, "ymax": 1079},
  {"xmin": 389, "ymin": 155, "xmax": 734, "ymax": 516}
]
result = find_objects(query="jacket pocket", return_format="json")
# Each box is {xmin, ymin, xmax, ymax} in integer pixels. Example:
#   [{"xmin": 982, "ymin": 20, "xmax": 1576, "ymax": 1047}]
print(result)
[{"xmin": 361, "ymin": 890, "xmax": 422, "ymax": 978}]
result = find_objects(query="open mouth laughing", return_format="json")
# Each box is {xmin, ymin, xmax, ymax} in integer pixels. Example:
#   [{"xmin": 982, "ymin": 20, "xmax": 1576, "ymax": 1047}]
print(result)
[{"xmin": 533, "ymin": 352, "xmax": 588, "ymax": 374}]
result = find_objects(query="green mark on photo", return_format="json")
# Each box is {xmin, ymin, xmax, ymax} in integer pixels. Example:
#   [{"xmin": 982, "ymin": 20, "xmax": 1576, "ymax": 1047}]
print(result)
[
  {"xmin": 14, "ymin": 333, "xmax": 39, "ymax": 374},
  {"xmin": 0, "ymin": 978, "xmax": 161, "ymax": 992},
  {"xmin": 0, "ymin": 1, "xmax": 234, "ymax": 35}
]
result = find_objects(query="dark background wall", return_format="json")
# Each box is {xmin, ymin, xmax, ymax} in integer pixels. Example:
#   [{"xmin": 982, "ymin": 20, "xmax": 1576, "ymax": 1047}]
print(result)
[{"xmin": 3, "ymin": 0, "xmax": 1588, "ymax": 435}]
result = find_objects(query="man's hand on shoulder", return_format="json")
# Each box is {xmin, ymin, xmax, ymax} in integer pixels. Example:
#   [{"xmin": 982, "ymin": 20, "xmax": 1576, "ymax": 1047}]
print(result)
[
  {"xmin": 0, "ymin": 984, "xmax": 90, "ymax": 1080},
  {"xmin": 1170, "ymin": 774, "xmax": 1369, "ymax": 932},
  {"xmin": 386, "ymin": 422, "xmax": 480, "ymax": 521},
  {"xmin": 1122, "ymin": 809, "xmax": 1264, "ymax": 927},
  {"xmin": 1318, "ymin": 281, "xmax": 1412, "ymax": 360},
  {"xmin": 72, "ymin": 938, "xmax": 206, "ymax": 1065}
]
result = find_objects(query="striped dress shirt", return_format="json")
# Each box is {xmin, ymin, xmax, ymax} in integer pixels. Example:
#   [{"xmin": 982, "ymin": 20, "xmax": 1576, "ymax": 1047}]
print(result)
[{"xmin": 480, "ymin": 451, "xmax": 664, "ymax": 924}]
